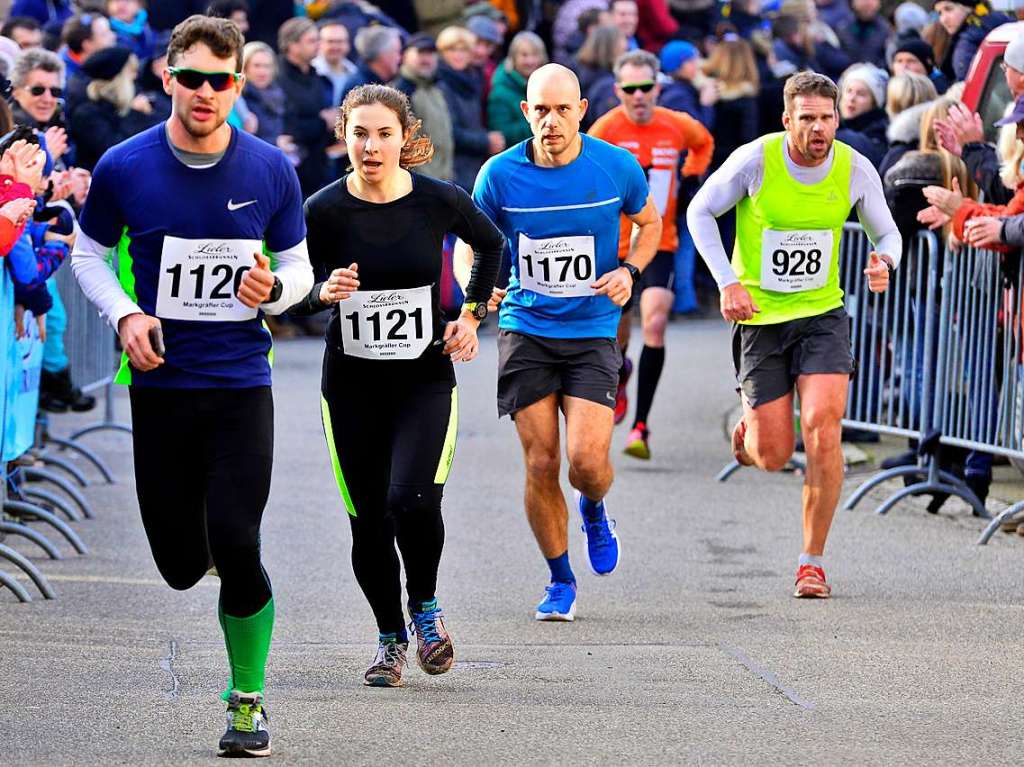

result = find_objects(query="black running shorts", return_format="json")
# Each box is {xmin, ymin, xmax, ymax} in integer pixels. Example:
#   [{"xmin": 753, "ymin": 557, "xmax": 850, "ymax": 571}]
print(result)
[
  {"xmin": 731, "ymin": 307, "xmax": 855, "ymax": 408},
  {"xmin": 496, "ymin": 329, "xmax": 621, "ymax": 418}
]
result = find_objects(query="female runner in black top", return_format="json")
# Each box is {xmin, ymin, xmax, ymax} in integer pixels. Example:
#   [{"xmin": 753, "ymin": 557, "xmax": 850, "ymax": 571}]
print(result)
[{"xmin": 289, "ymin": 84, "xmax": 504, "ymax": 688}]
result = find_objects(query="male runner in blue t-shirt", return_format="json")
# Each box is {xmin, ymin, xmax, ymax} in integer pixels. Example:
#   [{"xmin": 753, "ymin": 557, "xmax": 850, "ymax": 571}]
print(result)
[
  {"xmin": 456, "ymin": 63, "xmax": 661, "ymax": 621},
  {"xmin": 71, "ymin": 16, "xmax": 312, "ymax": 758}
]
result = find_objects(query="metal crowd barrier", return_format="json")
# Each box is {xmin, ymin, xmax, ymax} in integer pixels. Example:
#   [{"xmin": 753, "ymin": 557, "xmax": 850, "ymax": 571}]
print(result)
[{"xmin": 716, "ymin": 223, "xmax": 991, "ymax": 521}]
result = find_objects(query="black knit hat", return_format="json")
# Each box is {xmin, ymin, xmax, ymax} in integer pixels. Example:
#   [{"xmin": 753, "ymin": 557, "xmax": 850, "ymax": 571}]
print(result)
[
  {"xmin": 81, "ymin": 45, "xmax": 132, "ymax": 81},
  {"xmin": 893, "ymin": 38, "xmax": 935, "ymax": 72}
]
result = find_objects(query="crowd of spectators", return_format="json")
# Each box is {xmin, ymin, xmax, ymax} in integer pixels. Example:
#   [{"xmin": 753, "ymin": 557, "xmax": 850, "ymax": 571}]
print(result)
[{"xmin": 0, "ymin": 0, "xmax": 1023, "ymax": 506}]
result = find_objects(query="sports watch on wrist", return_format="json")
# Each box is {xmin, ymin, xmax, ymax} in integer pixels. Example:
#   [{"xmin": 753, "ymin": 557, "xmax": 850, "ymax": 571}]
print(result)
[
  {"xmin": 462, "ymin": 301, "xmax": 487, "ymax": 321},
  {"xmin": 267, "ymin": 276, "xmax": 283, "ymax": 304},
  {"xmin": 621, "ymin": 263, "xmax": 641, "ymax": 283}
]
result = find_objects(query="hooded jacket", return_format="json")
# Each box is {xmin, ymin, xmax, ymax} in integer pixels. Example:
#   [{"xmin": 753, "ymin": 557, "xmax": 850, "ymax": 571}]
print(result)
[
  {"xmin": 437, "ymin": 62, "xmax": 490, "ymax": 192},
  {"xmin": 878, "ymin": 100, "xmax": 934, "ymax": 182},
  {"xmin": 837, "ymin": 106, "xmax": 889, "ymax": 168}
]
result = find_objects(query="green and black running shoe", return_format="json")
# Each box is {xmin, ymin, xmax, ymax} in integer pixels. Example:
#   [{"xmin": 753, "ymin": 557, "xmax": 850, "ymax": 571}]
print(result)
[{"xmin": 218, "ymin": 690, "xmax": 271, "ymax": 758}]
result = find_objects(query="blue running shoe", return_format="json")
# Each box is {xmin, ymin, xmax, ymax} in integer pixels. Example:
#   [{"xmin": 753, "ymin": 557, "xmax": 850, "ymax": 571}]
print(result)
[
  {"xmin": 577, "ymin": 493, "xmax": 621, "ymax": 576},
  {"xmin": 535, "ymin": 581, "xmax": 576, "ymax": 621}
]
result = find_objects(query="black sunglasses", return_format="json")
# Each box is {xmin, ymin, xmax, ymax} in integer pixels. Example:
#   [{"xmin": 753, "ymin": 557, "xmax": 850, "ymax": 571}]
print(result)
[
  {"xmin": 28, "ymin": 85, "xmax": 62, "ymax": 98},
  {"xmin": 168, "ymin": 67, "xmax": 242, "ymax": 92},
  {"xmin": 620, "ymin": 81, "xmax": 655, "ymax": 95}
]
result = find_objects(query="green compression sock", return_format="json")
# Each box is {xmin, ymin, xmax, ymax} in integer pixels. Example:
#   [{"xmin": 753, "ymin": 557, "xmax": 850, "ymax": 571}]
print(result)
[{"xmin": 219, "ymin": 597, "xmax": 275, "ymax": 700}]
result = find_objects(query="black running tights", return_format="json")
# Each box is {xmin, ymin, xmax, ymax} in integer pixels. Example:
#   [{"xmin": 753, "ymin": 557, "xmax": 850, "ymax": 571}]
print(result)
[
  {"xmin": 129, "ymin": 386, "xmax": 274, "ymax": 617},
  {"xmin": 320, "ymin": 359, "xmax": 456, "ymax": 636}
]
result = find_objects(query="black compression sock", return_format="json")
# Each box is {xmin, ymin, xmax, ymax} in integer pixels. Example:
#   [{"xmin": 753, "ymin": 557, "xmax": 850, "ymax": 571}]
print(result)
[{"xmin": 633, "ymin": 345, "xmax": 665, "ymax": 428}]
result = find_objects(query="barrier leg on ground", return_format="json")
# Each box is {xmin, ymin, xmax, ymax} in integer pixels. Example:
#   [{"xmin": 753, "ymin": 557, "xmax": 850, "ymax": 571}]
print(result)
[
  {"xmin": 70, "ymin": 384, "xmax": 131, "ymax": 441},
  {"xmin": 21, "ymin": 487, "xmax": 82, "ymax": 522},
  {"xmin": 33, "ymin": 452, "xmax": 89, "ymax": 488},
  {"xmin": 843, "ymin": 464, "xmax": 931, "ymax": 511},
  {"xmin": 0, "ymin": 543, "xmax": 55, "ymax": 599},
  {"xmin": 20, "ymin": 467, "xmax": 94, "ymax": 519},
  {"xmin": 0, "ymin": 520, "xmax": 62, "ymax": 559},
  {"xmin": 46, "ymin": 435, "xmax": 115, "ymax": 484},
  {"xmin": 977, "ymin": 502, "xmax": 1024, "ymax": 545},
  {"xmin": 3, "ymin": 501, "xmax": 88, "ymax": 554},
  {"xmin": 875, "ymin": 478, "xmax": 988, "ymax": 517},
  {"xmin": 716, "ymin": 459, "xmax": 742, "ymax": 482},
  {"xmin": 0, "ymin": 569, "xmax": 32, "ymax": 602}
]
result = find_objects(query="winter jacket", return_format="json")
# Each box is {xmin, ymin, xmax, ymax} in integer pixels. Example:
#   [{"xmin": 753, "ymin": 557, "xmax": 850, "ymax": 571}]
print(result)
[
  {"xmin": 110, "ymin": 9, "xmax": 155, "ymax": 62},
  {"xmin": 837, "ymin": 107, "xmax": 889, "ymax": 168},
  {"xmin": 277, "ymin": 57, "xmax": 334, "ymax": 198},
  {"xmin": 962, "ymin": 142, "xmax": 1014, "ymax": 206},
  {"xmin": 9, "ymin": 0, "xmax": 72, "ymax": 27},
  {"xmin": 243, "ymin": 82, "xmax": 287, "ymax": 147},
  {"xmin": 339, "ymin": 63, "xmax": 388, "ymax": 106},
  {"xmin": 940, "ymin": 13, "xmax": 1012, "ymax": 84},
  {"xmin": 709, "ymin": 84, "xmax": 759, "ymax": 172},
  {"xmin": 878, "ymin": 101, "xmax": 933, "ymax": 183},
  {"xmin": 637, "ymin": 0, "xmax": 679, "ymax": 52},
  {"xmin": 953, "ymin": 181, "xmax": 1024, "ymax": 252},
  {"xmin": 1003, "ymin": 213, "xmax": 1024, "ymax": 247},
  {"xmin": 883, "ymin": 151, "xmax": 943, "ymax": 253},
  {"xmin": 67, "ymin": 97, "xmax": 161, "ymax": 171},
  {"xmin": 488, "ymin": 63, "xmax": 532, "ymax": 147},
  {"xmin": 816, "ymin": 0, "xmax": 854, "ymax": 29},
  {"xmin": 772, "ymin": 38, "xmax": 850, "ymax": 82},
  {"xmin": 659, "ymin": 79, "xmax": 715, "ymax": 129},
  {"xmin": 836, "ymin": 16, "xmax": 893, "ymax": 70},
  {"xmin": 247, "ymin": 0, "xmax": 299, "ymax": 49},
  {"xmin": 393, "ymin": 65, "xmax": 454, "ymax": 181},
  {"xmin": 147, "ymin": 0, "xmax": 206, "ymax": 30},
  {"xmin": 582, "ymin": 70, "xmax": 618, "ymax": 131},
  {"xmin": 437, "ymin": 62, "xmax": 490, "ymax": 192}
]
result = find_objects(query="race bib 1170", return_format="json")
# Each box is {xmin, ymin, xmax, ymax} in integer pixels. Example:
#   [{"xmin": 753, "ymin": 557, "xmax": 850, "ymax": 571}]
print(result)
[
  {"xmin": 760, "ymin": 229, "xmax": 833, "ymax": 293},
  {"xmin": 517, "ymin": 233, "xmax": 597, "ymax": 298},
  {"xmin": 155, "ymin": 237, "xmax": 262, "ymax": 322}
]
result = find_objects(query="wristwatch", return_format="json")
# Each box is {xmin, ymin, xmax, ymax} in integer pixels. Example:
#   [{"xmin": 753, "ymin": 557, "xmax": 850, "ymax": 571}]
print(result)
[
  {"xmin": 462, "ymin": 301, "xmax": 487, "ymax": 321},
  {"xmin": 266, "ymin": 276, "xmax": 283, "ymax": 304},
  {"xmin": 621, "ymin": 263, "xmax": 641, "ymax": 283}
]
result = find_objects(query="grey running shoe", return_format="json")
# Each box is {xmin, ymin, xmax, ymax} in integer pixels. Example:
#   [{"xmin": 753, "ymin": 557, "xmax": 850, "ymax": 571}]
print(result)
[{"xmin": 218, "ymin": 690, "xmax": 271, "ymax": 758}]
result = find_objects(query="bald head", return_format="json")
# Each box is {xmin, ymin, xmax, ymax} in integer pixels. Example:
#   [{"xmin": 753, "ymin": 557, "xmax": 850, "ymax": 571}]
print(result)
[
  {"xmin": 520, "ymin": 63, "xmax": 588, "ymax": 161},
  {"xmin": 527, "ymin": 63, "xmax": 581, "ymax": 103}
]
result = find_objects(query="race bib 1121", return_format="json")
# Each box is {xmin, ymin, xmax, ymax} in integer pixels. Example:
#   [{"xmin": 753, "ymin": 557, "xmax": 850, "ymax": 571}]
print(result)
[
  {"xmin": 155, "ymin": 237, "xmax": 262, "ymax": 322},
  {"xmin": 339, "ymin": 285, "xmax": 433, "ymax": 360},
  {"xmin": 760, "ymin": 229, "xmax": 833, "ymax": 293},
  {"xmin": 517, "ymin": 233, "xmax": 597, "ymax": 298}
]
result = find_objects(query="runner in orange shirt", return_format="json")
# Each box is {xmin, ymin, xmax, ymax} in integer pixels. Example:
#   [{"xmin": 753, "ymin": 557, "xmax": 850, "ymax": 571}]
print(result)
[{"xmin": 590, "ymin": 49, "xmax": 713, "ymax": 459}]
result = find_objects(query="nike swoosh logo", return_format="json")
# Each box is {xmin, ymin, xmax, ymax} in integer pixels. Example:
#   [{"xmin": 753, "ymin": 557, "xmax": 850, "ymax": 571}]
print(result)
[
  {"xmin": 227, "ymin": 199, "xmax": 257, "ymax": 211},
  {"xmin": 605, "ymin": 392, "xmax": 616, "ymax": 402}
]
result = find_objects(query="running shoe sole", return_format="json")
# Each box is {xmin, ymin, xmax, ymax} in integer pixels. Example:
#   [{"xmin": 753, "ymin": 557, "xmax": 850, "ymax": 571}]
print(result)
[
  {"xmin": 575, "ymin": 491, "xmax": 622, "ymax": 576},
  {"xmin": 416, "ymin": 653, "xmax": 454, "ymax": 675},
  {"xmin": 218, "ymin": 744, "xmax": 272, "ymax": 758},
  {"xmin": 623, "ymin": 438, "xmax": 650, "ymax": 460},
  {"xmin": 363, "ymin": 674, "xmax": 404, "ymax": 688},
  {"xmin": 535, "ymin": 599, "xmax": 576, "ymax": 621}
]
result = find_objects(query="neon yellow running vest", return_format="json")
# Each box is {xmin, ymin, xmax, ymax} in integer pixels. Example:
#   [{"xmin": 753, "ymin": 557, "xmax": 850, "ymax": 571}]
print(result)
[{"xmin": 733, "ymin": 133, "xmax": 852, "ymax": 325}]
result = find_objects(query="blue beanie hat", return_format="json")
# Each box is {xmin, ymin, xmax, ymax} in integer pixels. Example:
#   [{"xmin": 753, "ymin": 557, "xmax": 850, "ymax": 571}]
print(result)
[{"xmin": 660, "ymin": 41, "xmax": 699, "ymax": 74}]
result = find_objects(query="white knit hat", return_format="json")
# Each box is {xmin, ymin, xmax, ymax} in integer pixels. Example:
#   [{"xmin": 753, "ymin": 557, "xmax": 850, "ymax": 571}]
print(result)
[
  {"xmin": 1006, "ymin": 34, "xmax": 1024, "ymax": 74},
  {"xmin": 841, "ymin": 63, "xmax": 890, "ymax": 110}
]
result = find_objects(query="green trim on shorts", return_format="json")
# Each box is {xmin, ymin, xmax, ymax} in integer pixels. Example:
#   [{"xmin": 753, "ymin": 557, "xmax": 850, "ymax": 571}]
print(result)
[
  {"xmin": 433, "ymin": 386, "xmax": 458, "ymax": 484},
  {"xmin": 320, "ymin": 395, "xmax": 356, "ymax": 517}
]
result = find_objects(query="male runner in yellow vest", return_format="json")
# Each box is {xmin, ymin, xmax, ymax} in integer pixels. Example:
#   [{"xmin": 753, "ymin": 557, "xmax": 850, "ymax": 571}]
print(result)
[{"xmin": 687, "ymin": 72, "xmax": 902, "ymax": 598}]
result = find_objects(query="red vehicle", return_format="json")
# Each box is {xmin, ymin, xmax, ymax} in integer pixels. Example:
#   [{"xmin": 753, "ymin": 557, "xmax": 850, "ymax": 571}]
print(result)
[{"xmin": 962, "ymin": 20, "xmax": 1024, "ymax": 142}]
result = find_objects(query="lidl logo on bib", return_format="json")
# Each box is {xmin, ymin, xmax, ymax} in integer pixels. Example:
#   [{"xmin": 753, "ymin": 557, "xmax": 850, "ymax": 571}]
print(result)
[
  {"xmin": 760, "ymin": 229, "xmax": 832, "ymax": 293},
  {"xmin": 156, "ymin": 237, "xmax": 263, "ymax": 321},
  {"xmin": 340, "ymin": 285, "xmax": 432, "ymax": 360},
  {"xmin": 517, "ymin": 233, "xmax": 597, "ymax": 298}
]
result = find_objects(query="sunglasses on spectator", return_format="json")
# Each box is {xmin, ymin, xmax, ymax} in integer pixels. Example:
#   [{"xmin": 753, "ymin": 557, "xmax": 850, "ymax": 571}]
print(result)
[
  {"xmin": 620, "ymin": 81, "xmax": 655, "ymax": 94},
  {"xmin": 168, "ymin": 67, "xmax": 242, "ymax": 91},
  {"xmin": 27, "ymin": 85, "xmax": 63, "ymax": 98}
]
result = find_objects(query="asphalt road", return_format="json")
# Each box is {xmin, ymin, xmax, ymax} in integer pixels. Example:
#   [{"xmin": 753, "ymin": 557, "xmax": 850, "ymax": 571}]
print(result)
[{"xmin": 2, "ymin": 319, "xmax": 1023, "ymax": 766}]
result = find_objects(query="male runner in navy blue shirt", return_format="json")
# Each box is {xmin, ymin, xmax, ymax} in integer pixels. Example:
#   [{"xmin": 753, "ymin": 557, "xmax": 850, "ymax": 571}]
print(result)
[{"xmin": 72, "ymin": 15, "xmax": 312, "ymax": 758}]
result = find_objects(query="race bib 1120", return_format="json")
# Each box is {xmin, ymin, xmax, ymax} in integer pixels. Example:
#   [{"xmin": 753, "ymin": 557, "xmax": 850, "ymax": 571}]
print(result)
[{"xmin": 155, "ymin": 237, "xmax": 262, "ymax": 322}]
